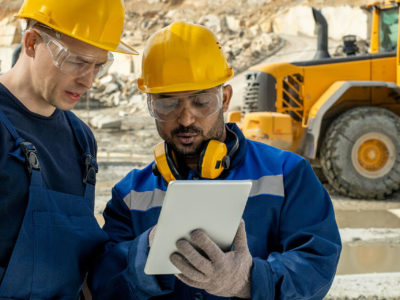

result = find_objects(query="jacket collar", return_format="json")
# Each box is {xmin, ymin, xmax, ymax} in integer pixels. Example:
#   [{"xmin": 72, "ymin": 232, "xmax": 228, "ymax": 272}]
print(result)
[{"xmin": 224, "ymin": 122, "xmax": 247, "ymax": 172}]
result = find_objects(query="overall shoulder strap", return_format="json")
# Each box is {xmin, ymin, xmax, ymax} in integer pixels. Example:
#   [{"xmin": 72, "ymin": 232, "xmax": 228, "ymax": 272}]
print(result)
[
  {"xmin": 65, "ymin": 111, "xmax": 93, "ymax": 156},
  {"xmin": 0, "ymin": 108, "xmax": 41, "ymax": 179}
]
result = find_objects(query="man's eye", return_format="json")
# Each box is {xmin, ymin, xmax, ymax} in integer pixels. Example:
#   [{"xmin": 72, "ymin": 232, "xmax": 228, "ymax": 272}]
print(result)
[
  {"xmin": 66, "ymin": 60, "xmax": 85, "ymax": 66},
  {"xmin": 157, "ymin": 101, "xmax": 177, "ymax": 110},
  {"xmin": 193, "ymin": 95, "xmax": 213, "ymax": 106},
  {"xmin": 193, "ymin": 101, "xmax": 208, "ymax": 107}
]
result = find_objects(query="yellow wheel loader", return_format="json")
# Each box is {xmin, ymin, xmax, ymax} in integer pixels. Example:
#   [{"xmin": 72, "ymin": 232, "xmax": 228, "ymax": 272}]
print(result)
[{"xmin": 230, "ymin": 1, "xmax": 400, "ymax": 199}]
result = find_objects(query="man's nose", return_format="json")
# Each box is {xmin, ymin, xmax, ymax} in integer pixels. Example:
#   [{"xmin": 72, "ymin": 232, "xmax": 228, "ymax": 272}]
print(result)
[
  {"xmin": 75, "ymin": 65, "xmax": 96, "ymax": 89},
  {"xmin": 176, "ymin": 101, "xmax": 196, "ymax": 126}
]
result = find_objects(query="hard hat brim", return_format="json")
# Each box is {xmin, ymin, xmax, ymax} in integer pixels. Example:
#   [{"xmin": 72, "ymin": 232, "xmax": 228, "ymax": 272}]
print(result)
[
  {"xmin": 116, "ymin": 40, "xmax": 139, "ymax": 55},
  {"xmin": 16, "ymin": 14, "xmax": 138, "ymax": 55}
]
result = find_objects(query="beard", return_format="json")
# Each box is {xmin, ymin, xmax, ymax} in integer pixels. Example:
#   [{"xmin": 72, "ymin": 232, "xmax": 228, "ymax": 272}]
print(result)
[{"xmin": 156, "ymin": 110, "xmax": 225, "ymax": 157}]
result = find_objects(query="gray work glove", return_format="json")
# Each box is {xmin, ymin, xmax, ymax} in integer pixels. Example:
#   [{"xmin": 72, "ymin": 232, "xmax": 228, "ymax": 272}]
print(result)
[{"xmin": 170, "ymin": 220, "xmax": 253, "ymax": 299}]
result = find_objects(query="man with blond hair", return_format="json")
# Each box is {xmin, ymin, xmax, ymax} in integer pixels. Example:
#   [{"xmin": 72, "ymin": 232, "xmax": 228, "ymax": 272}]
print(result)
[{"xmin": 0, "ymin": 0, "xmax": 136, "ymax": 297}]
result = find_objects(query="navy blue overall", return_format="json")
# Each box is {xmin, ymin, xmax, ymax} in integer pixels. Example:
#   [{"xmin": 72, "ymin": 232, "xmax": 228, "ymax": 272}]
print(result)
[{"xmin": 0, "ymin": 109, "xmax": 108, "ymax": 299}]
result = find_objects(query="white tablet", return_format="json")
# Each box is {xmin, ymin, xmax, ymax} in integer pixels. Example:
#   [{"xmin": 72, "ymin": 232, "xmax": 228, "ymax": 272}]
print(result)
[{"xmin": 144, "ymin": 180, "xmax": 252, "ymax": 275}]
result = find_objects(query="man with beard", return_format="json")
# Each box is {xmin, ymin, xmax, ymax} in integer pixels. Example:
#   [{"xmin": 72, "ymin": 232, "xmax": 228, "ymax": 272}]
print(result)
[{"xmin": 90, "ymin": 22, "xmax": 341, "ymax": 300}]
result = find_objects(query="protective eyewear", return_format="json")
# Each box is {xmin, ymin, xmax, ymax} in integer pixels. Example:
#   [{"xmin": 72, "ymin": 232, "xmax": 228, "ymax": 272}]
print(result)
[
  {"xmin": 35, "ymin": 30, "xmax": 113, "ymax": 78},
  {"xmin": 147, "ymin": 87, "xmax": 223, "ymax": 121}
]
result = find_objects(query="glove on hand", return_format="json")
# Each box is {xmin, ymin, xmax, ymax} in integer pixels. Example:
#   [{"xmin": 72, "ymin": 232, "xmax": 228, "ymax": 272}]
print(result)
[{"xmin": 170, "ymin": 220, "xmax": 252, "ymax": 299}]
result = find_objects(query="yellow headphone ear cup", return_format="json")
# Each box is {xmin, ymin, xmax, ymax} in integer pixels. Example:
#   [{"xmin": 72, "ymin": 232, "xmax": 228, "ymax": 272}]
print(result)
[
  {"xmin": 200, "ymin": 140, "xmax": 227, "ymax": 179},
  {"xmin": 153, "ymin": 142, "xmax": 176, "ymax": 183}
]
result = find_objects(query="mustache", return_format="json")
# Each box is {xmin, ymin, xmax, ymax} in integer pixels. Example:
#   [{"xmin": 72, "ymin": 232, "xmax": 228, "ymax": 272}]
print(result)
[{"xmin": 171, "ymin": 125, "xmax": 203, "ymax": 135}]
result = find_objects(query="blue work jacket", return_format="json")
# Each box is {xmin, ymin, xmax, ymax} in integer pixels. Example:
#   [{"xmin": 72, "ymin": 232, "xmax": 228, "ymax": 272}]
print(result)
[{"xmin": 90, "ymin": 123, "xmax": 342, "ymax": 300}]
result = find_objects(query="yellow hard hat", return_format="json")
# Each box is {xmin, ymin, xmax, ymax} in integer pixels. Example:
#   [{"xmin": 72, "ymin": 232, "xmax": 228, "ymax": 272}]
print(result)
[
  {"xmin": 16, "ymin": 0, "xmax": 138, "ymax": 55},
  {"xmin": 137, "ymin": 21, "xmax": 234, "ymax": 93}
]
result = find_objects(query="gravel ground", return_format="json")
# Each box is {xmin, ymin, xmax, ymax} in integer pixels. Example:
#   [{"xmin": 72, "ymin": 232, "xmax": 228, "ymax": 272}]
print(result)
[{"xmin": 326, "ymin": 273, "xmax": 400, "ymax": 299}]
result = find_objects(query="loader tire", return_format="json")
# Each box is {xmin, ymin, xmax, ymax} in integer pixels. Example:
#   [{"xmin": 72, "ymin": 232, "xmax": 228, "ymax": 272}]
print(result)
[{"xmin": 320, "ymin": 107, "xmax": 400, "ymax": 199}]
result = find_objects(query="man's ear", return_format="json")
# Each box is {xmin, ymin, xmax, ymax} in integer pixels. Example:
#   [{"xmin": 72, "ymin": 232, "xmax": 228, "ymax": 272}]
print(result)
[
  {"xmin": 222, "ymin": 84, "xmax": 233, "ymax": 112},
  {"xmin": 23, "ymin": 30, "xmax": 39, "ymax": 57}
]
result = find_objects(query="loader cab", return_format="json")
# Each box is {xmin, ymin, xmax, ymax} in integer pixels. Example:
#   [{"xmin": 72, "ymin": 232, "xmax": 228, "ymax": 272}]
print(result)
[
  {"xmin": 379, "ymin": 7, "xmax": 398, "ymax": 52},
  {"xmin": 368, "ymin": 1, "xmax": 400, "ymax": 53}
]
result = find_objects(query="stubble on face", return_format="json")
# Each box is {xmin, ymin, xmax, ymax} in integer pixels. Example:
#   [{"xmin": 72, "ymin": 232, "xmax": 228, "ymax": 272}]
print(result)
[{"xmin": 156, "ymin": 110, "xmax": 225, "ymax": 157}]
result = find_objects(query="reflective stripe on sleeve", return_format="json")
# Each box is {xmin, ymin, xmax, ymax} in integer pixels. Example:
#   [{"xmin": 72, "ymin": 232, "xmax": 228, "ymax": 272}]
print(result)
[{"xmin": 123, "ymin": 175, "xmax": 284, "ymax": 211}]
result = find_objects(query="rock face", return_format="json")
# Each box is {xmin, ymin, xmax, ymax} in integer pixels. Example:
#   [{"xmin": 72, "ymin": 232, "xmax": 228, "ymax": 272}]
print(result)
[
  {"xmin": 0, "ymin": 0, "xmax": 23, "ymax": 20},
  {"xmin": 0, "ymin": 0, "xmax": 370, "ymax": 79},
  {"xmin": 0, "ymin": 0, "xmax": 373, "ymax": 124},
  {"xmin": 86, "ymin": 3, "xmax": 368, "ymax": 112},
  {"xmin": 0, "ymin": 0, "xmax": 373, "ymax": 129},
  {"xmin": 272, "ymin": 5, "xmax": 369, "ymax": 40},
  {"xmin": 122, "ymin": 0, "xmax": 286, "ymax": 74}
]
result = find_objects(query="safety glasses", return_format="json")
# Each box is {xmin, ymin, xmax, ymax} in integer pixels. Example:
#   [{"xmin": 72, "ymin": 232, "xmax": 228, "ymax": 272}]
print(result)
[
  {"xmin": 147, "ymin": 87, "xmax": 223, "ymax": 121},
  {"xmin": 34, "ymin": 29, "xmax": 113, "ymax": 78}
]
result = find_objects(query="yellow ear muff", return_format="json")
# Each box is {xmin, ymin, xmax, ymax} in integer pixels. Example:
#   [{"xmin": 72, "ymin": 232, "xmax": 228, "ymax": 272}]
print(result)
[
  {"xmin": 200, "ymin": 140, "xmax": 228, "ymax": 179},
  {"xmin": 153, "ymin": 142, "xmax": 177, "ymax": 183}
]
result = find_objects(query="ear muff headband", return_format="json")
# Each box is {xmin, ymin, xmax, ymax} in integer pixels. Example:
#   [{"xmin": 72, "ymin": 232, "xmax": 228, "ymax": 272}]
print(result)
[{"xmin": 223, "ymin": 125, "xmax": 239, "ymax": 169}]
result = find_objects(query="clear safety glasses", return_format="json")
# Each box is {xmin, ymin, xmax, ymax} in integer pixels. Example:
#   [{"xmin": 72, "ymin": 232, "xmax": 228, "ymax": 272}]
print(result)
[
  {"xmin": 35, "ymin": 29, "xmax": 113, "ymax": 78},
  {"xmin": 147, "ymin": 87, "xmax": 223, "ymax": 122}
]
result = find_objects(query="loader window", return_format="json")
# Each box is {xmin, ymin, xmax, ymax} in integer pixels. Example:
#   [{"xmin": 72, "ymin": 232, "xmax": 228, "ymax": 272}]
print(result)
[{"xmin": 380, "ymin": 8, "xmax": 398, "ymax": 53}]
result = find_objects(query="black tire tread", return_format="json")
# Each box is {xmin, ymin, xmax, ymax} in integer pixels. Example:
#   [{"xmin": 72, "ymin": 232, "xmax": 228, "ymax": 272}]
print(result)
[{"xmin": 320, "ymin": 107, "xmax": 400, "ymax": 199}]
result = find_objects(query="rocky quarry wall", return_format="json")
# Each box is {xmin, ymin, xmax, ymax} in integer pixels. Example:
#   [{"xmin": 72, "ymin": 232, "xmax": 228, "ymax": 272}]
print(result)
[{"xmin": 0, "ymin": 1, "xmax": 370, "ymax": 115}]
